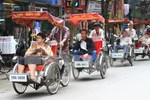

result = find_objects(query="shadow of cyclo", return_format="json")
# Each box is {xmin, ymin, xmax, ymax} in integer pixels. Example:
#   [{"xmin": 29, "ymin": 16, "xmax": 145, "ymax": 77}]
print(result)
[{"xmin": 12, "ymin": 90, "xmax": 56, "ymax": 99}]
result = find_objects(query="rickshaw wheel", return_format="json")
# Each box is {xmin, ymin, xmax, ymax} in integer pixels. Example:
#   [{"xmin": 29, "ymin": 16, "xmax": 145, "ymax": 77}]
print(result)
[
  {"xmin": 13, "ymin": 83, "xmax": 28, "ymax": 94},
  {"xmin": 129, "ymin": 48, "xmax": 134, "ymax": 66},
  {"xmin": 60, "ymin": 65, "xmax": 71, "ymax": 87},
  {"xmin": 99, "ymin": 54, "xmax": 107, "ymax": 79},
  {"xmin": 46, "ymin": 63, "xmax": 60, "ymax": 95},
  {"xmin": 108, "ymin": 47, "xmax": 114, "ymax": 67},
  {"xmin": 72, "ymin": 66, "xmax": 80, "ymax": 79},
  {"xmin": 109, "ymin": 56, "xmax": 114, "ymax": 67},
  {"xmin": 100, "ymin": 63, "xmax": 107, "ymax": 79}
]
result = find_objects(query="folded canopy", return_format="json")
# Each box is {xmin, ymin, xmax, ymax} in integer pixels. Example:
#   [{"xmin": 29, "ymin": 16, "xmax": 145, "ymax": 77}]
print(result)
[
  {"xmin": 12, "ymin": 11, "xmax": 64, "ymax": 28},
  {"xmin": 108, "ymin": 18, "xmax": 130, "ymax": 24},
  {"xmin": 66, "ymin": 13, "xmax": 105, "ymax": 26}
]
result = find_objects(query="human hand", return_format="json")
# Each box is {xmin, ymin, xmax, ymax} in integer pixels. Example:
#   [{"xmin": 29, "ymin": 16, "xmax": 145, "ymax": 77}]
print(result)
[
  {"xmin": 60, "ymin": 41, "xmax": 64, "ymax": 47},
  {"xmin": 45, "ymin": 38, "xmax": 50, "ymax": 43},
  {"xmin": 83, "ymin": 53, "xmax": 89, "ymax": 58}
]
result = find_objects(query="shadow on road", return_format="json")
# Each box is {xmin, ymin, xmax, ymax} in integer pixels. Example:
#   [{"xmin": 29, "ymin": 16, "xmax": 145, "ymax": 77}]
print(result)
[{"xmin": 12, "ymin": 91, "xmax": 51, "ymax": 99}]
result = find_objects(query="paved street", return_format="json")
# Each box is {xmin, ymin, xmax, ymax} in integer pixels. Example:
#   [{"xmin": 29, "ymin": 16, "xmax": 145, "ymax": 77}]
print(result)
[{"xmin": 0, "ymin": 57, "xmax": 150, "ymax": 100}]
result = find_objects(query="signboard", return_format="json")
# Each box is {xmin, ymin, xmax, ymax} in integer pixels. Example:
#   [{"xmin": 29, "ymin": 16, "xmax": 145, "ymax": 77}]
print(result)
[
  {"xmin": 66, "ymin": 0, "xmax": 79, "ymax": 8},
  {"xmin": 87, "ymin": 1, "xmax": 101, "ymax": 14}
]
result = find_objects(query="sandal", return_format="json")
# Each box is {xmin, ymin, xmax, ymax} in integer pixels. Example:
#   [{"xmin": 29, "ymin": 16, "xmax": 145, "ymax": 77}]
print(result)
[{"xmin": 31, "ymin": 76, "xmax": 37, "ymax": 82}]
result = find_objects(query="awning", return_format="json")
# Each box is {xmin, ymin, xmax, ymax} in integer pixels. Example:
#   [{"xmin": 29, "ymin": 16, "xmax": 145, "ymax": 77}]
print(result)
[
  {"xmin": 66, "ymin": 13, "xmax": 105, "ymax": 26},
  {"xmin": 12, "ymin": 11, "xmax": 64, "ymax": 28}
]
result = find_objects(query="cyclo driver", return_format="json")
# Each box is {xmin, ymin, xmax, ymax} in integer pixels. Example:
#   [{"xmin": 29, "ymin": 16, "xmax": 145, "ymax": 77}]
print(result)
[{"xmin": 46, "ymin": 25, "xmax": 70, "ymax": 78}]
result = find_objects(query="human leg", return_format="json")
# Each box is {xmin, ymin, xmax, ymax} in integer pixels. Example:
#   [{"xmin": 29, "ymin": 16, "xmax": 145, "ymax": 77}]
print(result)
[
  {"xmin": 113, "ymin": 44, "xmax": 120, "ymax": 53},
  {"xmin": 73, "ymin": 50, "xmax": 84, "ymax": 61},
  {"xmin": 91, "ymin": 51, "xmax": 97, "ymax": 62},
  {"xmin": 18, "ymin": 57, "xmax": 25, "ymax": 73}
]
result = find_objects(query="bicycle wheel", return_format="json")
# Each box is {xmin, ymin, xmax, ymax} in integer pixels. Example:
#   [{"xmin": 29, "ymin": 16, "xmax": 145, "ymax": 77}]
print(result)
[
  {"xmin": 0, "ymin": 57, "xmax": 13, "ymax": 73},
  {"xmin": 0, "ymin": 61, "xmax": 8, "ymax": 73},
  {"xmin": 60, "ymin": 65, "xmax": 71, "ymax": 87},
  {"xmin": 13, "ymin": 83, "xmax": 28, "ymax": 94},
  {"xmin": 99, "ymin": 54, "xmax": 107, "ymax": 79},
  {"xmin": 46, "ymin": 63, "xmax": 60, "ymax": 95},
  {"xmin": 72, "ymin": 66, "xmax": 80, "ymax": 79}
]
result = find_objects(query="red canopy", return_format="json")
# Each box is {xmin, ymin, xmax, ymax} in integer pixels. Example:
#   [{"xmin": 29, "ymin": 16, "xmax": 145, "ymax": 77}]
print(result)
[
  {"xmin": 12, "ymin": 11, "xmax": 64, "ymax": 28},
  {"xmin": 66, "ymin": 13, "xmax": 105, "ymax": 26},
  {"xmin": 108, "ymin": 18, "xmax": 130, "ymax": 24}
]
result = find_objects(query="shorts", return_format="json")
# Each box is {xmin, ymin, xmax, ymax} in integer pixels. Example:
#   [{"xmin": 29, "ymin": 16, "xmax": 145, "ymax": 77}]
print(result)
[{"xmin": 19, "ymin": 56, "xmax": 44, "ymax": 66}]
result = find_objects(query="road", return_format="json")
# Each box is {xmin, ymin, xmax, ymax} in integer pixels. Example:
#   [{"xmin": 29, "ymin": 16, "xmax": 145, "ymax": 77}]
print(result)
[{"xmin": 0, "ymin": 57, "xmax": 150, "ymax": 100}]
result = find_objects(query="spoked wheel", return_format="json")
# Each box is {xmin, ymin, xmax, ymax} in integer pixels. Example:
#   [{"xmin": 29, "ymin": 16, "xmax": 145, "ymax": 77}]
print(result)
[
  {"xmin": 108, "ymin": 47, "xmax": 114, "ymax": 67},
  {"xmin": 100, "ymin": 63, "xmax": 107, "ymax": 79},
  {"xmin": 60, "ymin": 65, "xmax": 71, "ymax": 87},
  {"xmin": 72, "ymin": 65, "xmax": 80, "ymax": 79},
  {"xmin": 128, "ymin": 48, "xmax": 134, "ymax": 66},
  {"xmin": 46, "ymin": 63, "xmax": 60, "ymax": 95},
  {"xmin": 13, "ymin": 83, "xmax": 28, "ymax": 94},
  {"xmin": 109, "ymin": 56, "xmax": 114, "ymax": 67},
  {"xmin": 0, "ymin": 56, "xmax": 13, "ymax": 73},
  {"xmin": 99, "ymin": 54, "xmax": 107, "ymax": 79}
]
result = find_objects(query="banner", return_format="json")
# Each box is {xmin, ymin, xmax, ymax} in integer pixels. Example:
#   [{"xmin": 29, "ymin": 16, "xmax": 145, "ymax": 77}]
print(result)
[
  {"xmin": 116, "ymin": 0, "xmax": 124, "ymax": 19},
  {"xmin": 87, "ymin": 1, "xmax": 101, "ymax": 14}
]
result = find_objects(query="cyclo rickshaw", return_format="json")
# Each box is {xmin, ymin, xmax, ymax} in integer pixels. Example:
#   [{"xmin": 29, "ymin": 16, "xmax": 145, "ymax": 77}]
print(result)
[
  {"xmin": 134, "ymin": 40, "xmax": 150, "ymax": 60},
  {"xmin": 8, "ymin": 11, "xmax": 70, "ymax": 95},
  {"xmin": 133, "ymin": 22, "xmax": 150, "ymax": 60},
  {"xmin": 106, "ymin": 19, "xmax": 135, "ymax": 66},
  {"xmin": 66, "ymin": 13, "xmax": 108, "ymax": 79}
]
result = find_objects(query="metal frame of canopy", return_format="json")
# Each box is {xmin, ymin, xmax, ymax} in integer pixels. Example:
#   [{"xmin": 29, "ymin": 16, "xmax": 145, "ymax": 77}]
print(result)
[{"xmin": 12, "ymin": 11, "xmax": 65, "ymax": 56}]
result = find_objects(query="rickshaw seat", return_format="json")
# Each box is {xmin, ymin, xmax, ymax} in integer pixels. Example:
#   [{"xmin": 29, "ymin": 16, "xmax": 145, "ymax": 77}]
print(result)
[
  {"xmin": 24, "ymin": 65, "xmax": 44, "ymax": 72},
  {"xmin": 136, "ymin": 41, "xmax": 148, "ymax": 49}
]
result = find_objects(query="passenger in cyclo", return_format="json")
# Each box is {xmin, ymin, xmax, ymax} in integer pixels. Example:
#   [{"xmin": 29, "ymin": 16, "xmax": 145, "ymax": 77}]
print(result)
[
  {"xmin": 46, "ymin": 26, "xmax": 70, "ymax": 76},
  {"xmin": 18, "ymin": 33, "xmax": 54, "ymax": 81},
  {"xmin": 73, "ymin": 29, "xmax": 97, "ymax": 62},
  {"xmin": 136, "ymin": 31, "xmax": 150, "ymax": 57},
  {"xmin": 125, "ymin": 21, "xmax": 137, "ymax": 40},
  {"xmin": 113, "ymin": 31, "xmax": 132, "ymax": 58}
]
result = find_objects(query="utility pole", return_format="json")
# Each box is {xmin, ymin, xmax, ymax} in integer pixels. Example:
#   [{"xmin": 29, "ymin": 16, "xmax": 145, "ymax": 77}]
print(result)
[{"xmin": 69, "ymin": 0, "xmax": 76, "ymax": 46}]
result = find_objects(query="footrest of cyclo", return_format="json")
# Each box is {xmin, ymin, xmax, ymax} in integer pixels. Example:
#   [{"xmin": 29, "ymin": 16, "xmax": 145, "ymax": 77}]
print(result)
[{"xmin": 9, "ymin": 73, "xmax": 32, "ymax": 83}]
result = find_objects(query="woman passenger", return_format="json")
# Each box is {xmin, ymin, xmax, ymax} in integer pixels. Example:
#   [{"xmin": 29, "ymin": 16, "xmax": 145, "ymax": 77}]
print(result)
[{"xmin": 18, "ymin": 32, "xmax": 53, "ymax": 81}]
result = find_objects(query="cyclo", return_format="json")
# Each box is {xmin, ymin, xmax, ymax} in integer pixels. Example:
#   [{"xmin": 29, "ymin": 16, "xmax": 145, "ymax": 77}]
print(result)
[
  {"xmin": 134, "ymin": 34, "xmax": 150, "ymax": 60},
  {"xmin": 66, "ymin": 13, "xmax": 108, "ymax": 79},
  {"xmin": 8, "ymin": 11, "xmax": 70, "ymax": 95},
  {"xmin": 108, "ymin": 31, "xmax": 135, "ymax": 66}
]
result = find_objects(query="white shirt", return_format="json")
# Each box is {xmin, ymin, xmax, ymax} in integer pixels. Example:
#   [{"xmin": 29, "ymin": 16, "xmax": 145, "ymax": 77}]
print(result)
[
  {"xmin": 89, "ymin": 29, "xmax": 104, "ymax": 39},
  {"xmin": 140, "ymin": 36, "xmax": 150, "ymax": 44},
  {"xmin": 125, "ymin": 28, "xmax": 136, "ymax": 38},
  {"xmin": 120, "ymin": 37, "xmax": 132, "ymax": 46}
]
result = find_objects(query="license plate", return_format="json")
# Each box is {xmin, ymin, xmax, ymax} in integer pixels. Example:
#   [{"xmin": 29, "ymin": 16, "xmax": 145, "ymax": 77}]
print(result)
[
  {"xmin": 9, "ymin": 74, "xmax": 27, "ymax": 82},
  {"xmin": 134, "ymin": 49, "xmax": 143, "ymax": 53},
  {"xmin": 74, "ymin": 61, "xmax": 89, "ymax": 68},
  {"xmin": 112, "ymin": 53, "xmax": 124, "ymax": 58}
]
